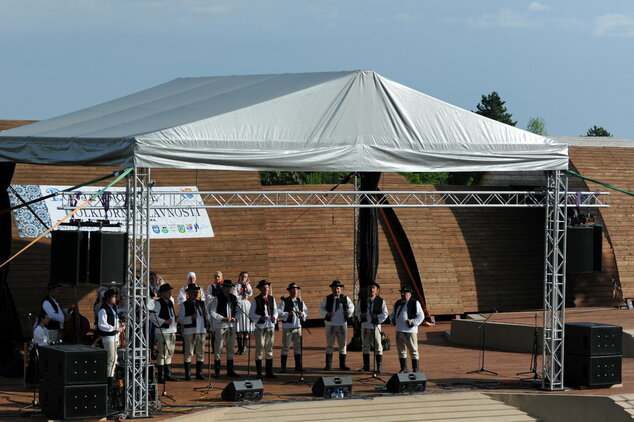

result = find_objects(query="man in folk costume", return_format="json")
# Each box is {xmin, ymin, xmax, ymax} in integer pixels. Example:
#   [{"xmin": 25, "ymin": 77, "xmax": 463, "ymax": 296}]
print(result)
[
  {"xmin": 150, "ymin": 283, "xmax": 179, "ymax": 383},
  {"xmin": 356, "ymin": 281, "xmax": 388, "ymax": 373},
  {"xmin": 179, "ymin": 284, "xmax": 208, "ymax": 380},
  {"xmin": 178, "ymin": 272, "xmax": 205, "ymax": 306},
  {"xmin": 40, "ymin": 282, "xmax": 70, "ymax": 343},
  {"xmin": 248, "ymin": 279, "xmax": 278, "ymax": 379},
  {"xmin": 96, "ymin": 288, "xmax": 124, "ymax": 386},
  {"xmin": 318, "ymin": 280, "xmax": 355, "ymax": 371},
  {"xmin": 390, "ymin": 287, "xmax": 425, "ymax": 373},
  {"xmin": 277, "ymin": 282, "xmax": 308, "ymax": 373},
  {"xmin": 207, "ymin": 281, "xmax": 240, "ymax": 378}
]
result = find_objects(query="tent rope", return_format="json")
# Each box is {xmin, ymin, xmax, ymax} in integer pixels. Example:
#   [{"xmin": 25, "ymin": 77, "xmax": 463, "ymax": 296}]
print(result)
[
  {"xmin": 0, "ymin": 168, "xmax": 133, "ymax": 270},
  {"xmin": 565, "ymin": 170, "xmax": 634, "ymax": 196}
]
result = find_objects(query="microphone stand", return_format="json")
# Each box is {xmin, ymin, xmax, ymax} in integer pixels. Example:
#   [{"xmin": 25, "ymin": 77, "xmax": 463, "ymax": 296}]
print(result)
[
  {"xmin": 357, "ymin": 316, "xmax": 386, "ymax": 383},
  {"xmin": 517, "ymin": 313, "xmax": 542, "ymax": 382},
  {"xmin": 283, "ymin": 309, "xmax": 312, "ymax": 387},
  {"xmin": 467, "ymin": 311, "xmax": 498, "ymax": 376},
  {"xmin": 194, "ymin": 305, "xmax": 222, "ymax": 394},
  {"xmin": 232, "ymin": 301, "xmax": 259, "ymax": 378},
  {"xmin": 21, "ymin": 313, "xmax": 39, "ymax": 411}
]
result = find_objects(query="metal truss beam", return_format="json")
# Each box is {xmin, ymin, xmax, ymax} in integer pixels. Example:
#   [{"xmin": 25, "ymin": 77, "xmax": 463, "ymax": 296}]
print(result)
[
  {"xmin": 125, "ymin": 168, "xmax": 151, "ymax": 418},
  {"xmin": 58, "ymin": 190, "xmax": 608, "ymax": 210},
  {"xmin": 542, "ymin": 170, "xmax": 567, "ymax": 390}
]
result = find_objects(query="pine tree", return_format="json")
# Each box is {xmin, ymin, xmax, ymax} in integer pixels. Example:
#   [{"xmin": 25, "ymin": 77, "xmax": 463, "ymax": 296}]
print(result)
[
  {"xmin": 474, "ymin": 91, "xmax": 517, "ymax": 126},
  {"xmin": 585, "ymin": 125, "xmax": 612, "ymax": 137}
]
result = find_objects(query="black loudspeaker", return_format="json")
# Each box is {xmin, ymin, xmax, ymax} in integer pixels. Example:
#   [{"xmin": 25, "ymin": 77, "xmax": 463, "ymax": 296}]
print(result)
[
  {"xmin": 39, "ymin": 345, "xmax": 107, "ymax": 385},
  {"xmin": 564, "ymin": 354, "xmax": 621, "ymax": 387},
  {"xmin": 565, "ymin": 322, "xmax": 622, "ymax": 356},
  {"xmin": 89, "ymin": 232, "xmax": 128, "ymax": 285},
  {"xmin": 311, "ymin": 376, "xmax": 353, "ymax": 398},
  {"xmin": 50, "ymin": 230, "xmax": 88, "ymax": 285},
  {"xmin": 39, "ymin": 380, "xmax": 106, "ymax": 420},
  {"xmin": 567, "ymin": 225, "xmax": 603, "ymax": 273},
  {"xmin": 221, "ymin": 379, "xmax": 264, "ymax": 401},
  {"xmin": 386, "ymin": 372, "xmax": 427, "ymax": 393}
]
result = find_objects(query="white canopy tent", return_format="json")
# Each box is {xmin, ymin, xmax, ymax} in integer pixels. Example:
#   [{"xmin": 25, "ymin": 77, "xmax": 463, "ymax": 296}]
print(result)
[
  {"xmin": 0, "ymin": 71, "xmax": 571, "ymax": 415},
  {"xmin": 0, "ymin": 70, "xmax": 567, "ymax": 171}
]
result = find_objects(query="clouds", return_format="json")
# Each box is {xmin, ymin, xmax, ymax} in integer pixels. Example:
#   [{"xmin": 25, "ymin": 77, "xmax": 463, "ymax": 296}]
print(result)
[{"xmin": 594, "ymin": 14, "xmax": 634, "ymax": 37}]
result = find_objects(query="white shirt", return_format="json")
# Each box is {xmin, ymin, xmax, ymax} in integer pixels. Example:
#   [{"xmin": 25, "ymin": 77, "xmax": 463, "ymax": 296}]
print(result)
[
  {"xmin": 249, "ymin": 295, "xmax": 278, "ymax": 329},
  {"xmin": 391, "ymin": 299, "xmax": 424, "ymax": 334},
  {"xmin": 178, "ymin": 299, "xmax": 207, "ymax": 334},
  {"xmin": 150, "ymin": 298, "xmax": 178, "ymax": 334},
  {"xmin": 33, "ymin": 325, "xmax": 50, "ymax": 346},
  {"xmin": 318, "ymin": 294, "xmax": 355, "ymax": 327},
  {"xmin": 207, "ymin": 295, "xmax": 238, "ymax": 330},
  {"xmin": 42, "ymin": 297, "xmax": 65, "ymax": 329},
  {"xmin": 278, "ymin": 298, "xmax": 308, "ymax": 329},
  {"xmin": 355, "ymin": 296, "xmax": 389, "ymax": 330},
  {"xmin": 97, "ymin": 305, "xmax": 120, "ymax": 344}
]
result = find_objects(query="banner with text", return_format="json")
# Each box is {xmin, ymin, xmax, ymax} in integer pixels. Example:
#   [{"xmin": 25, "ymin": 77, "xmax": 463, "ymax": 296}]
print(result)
[{"xmin": 9, "ymin": 185, "xmax": 214, "ymax": 239}]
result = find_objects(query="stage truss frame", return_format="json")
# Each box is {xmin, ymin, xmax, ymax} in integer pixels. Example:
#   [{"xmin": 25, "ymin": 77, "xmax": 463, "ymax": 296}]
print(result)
[{"xmin": 108, "ymin": 169, "xmax": 600, "ymax": 416}]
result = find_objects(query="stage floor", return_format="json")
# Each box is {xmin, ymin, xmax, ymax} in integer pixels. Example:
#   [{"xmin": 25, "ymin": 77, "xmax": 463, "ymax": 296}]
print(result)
[{"xmin": 2, "ymin": 307, "xmax": 634, "ymax": 420}]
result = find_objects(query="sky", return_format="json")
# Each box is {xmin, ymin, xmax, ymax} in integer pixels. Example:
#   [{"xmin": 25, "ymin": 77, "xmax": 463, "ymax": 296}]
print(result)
[{"xmin": 1, "ymin": 0, "xmax": 633, "ymax": 139}]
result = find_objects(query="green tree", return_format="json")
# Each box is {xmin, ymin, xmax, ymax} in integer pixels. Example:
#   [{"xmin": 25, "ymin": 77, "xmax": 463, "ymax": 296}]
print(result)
[
  {"xmin": 526, "ymin": 117, "xmax": 547, "ymax": 135},
  {"xmin": 474, "ymin": 91, "xmax": 517, "ymax": 126},
  {"xmin": 585, "ymin": 125, "xmax": 612, "ymax": 137}
]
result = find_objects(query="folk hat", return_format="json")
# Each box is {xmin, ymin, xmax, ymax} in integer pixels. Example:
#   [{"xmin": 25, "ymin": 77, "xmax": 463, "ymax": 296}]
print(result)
[
  {"xmin": 47, "ymin": 282, "xmax": 62, "ymax": 290},
  {"xmin": 329, "ymin": 280, "xmax": 344, "ymax": 288},
  {"xmin": 286, "ymin": 282, "xmax": 301, "ymax": 291},
  {"xmin": 367, "ymin": 281, "xmax": 381, "ymax": 288},
  {"xmin": 256, "ymin": 279, "xmax": 271, "ymax": 289},
  {"xmin": 158, "ymin": 283, "xmax": 174, "ymax": 293},
  {"xmin": 185, "ymin": 283, "xmax": 200, "ymax": 292},
  {"xmin": 399, "ymin": 287, "xmax": 413, "ymax": 293},
  {"xmin": 222, "ymin": 280, "xmax": 234, "ymax": 287}
]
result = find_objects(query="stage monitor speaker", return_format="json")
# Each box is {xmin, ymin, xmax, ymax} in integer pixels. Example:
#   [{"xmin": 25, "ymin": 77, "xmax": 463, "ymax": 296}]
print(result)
[
  {"xmin": 39, "ymin": 345, "xmax": 107, "ymax": 385},
  {"xmin": 565, "ymin": 322, "xmax": 622, "ymax": 356},
  {"xmin": 221, "ymin": 379, "xmax": 264, "ymax": 401},
  {"xmin": 567, "ymin": 225, "xmax": 602, "ymax": 273},
  {"xmin": 311, "ymin": 376, "xmax": 353, "ymax": 398},
  {"xmin": 50, "ymin": 230, "xmax": 88, "ymax": 285},
  {"xmin": 89, "ymin": 232, "xmax": 128, "ymax": 285},
  {"xmin": 564, "ymin": 354, "xmax": 621, "ymax": 387},
  {"xmin": 39, "ymin": 380, "xmax": 106, "ymax": 420},
  {"xmin": 386, "ymin": 372, "xmax": 427, "ymax": 393}
]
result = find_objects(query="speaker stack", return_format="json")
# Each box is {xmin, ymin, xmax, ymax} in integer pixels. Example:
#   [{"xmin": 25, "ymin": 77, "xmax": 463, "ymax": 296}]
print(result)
[
  {"xmin": 50, "ymin": 230, "xmax": 127, "ymax": 285},
  {"xmin": 564, "ymin": 322, "xmax": 622, "ymax": 388},
  {"xmin": 38, "ymin": 344, "xmax": 108, "ymax": 420},
  {"xmin": 566, "ymin": 225, "xmax": 603, "ymax": 273}
]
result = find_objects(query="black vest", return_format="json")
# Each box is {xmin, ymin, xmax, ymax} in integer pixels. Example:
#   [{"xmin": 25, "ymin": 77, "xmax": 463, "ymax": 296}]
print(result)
[
  {"xmin": 183, "ymin": 299, "xmax": 209, "ymax": 329},
  {"xmin": 325, "ymin": 294, "xmax": 349, "ymax": 320},
  {"xmin": 394, "ymin": 299, "xmax": 418, "ymax": 320},
  {"xmin": 282, "ymin": 297, "xmax": 304, "ymax": 323},
  {"xmin": 157, "ymin": 298, "xmax": 174, "ymax": 328},
  {"xmin": 41, "ymin": 296, "xmax": 60, "ymax": 330},
  {"xmin": 360, "ymin": 296, "xmax": 384, "ymax": 316},
  {"xmin": 254, "ymin": 295, "xmax": 275, "ymax": 322},
  {"xmin": 215, "ymin": 293, "xmax": 237, "ymax": 319},
  {"xmin": 97, "ymin": 304, "xmax": 117, "ymax": 336}
]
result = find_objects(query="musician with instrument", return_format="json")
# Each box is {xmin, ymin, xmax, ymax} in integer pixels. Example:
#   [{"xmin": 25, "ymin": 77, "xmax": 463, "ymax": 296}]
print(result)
[
  {"xmin": 150, "ymin": 283, "xmax": 179, "ymax": 383},
  {"xmin": 318, "ymin": 280, "xmax": 354, "ymax": 371},
  {"xmin": 178, "ymin": 284, "xmax": 208, "ymax": 380}
]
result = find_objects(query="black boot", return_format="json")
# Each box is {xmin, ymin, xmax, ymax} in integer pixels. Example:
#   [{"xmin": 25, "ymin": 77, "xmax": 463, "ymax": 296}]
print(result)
[
  {"xmin": 227, "ymin": 360, "xmax": 240, "ymax": 378},
  {"xmin": 164, "ymin": 364, "xmax": 179, "ymax": 382},
  {"xmin": 195, "ymin": 361, "xmax": 205, "ymax": 380},
  {"xmin": 412, "ymin": 358, "xmax": 419, "ymax": 372},
  {"xmin": 236, "ymin": 337, "xmax": 244, "ymax": 355},
  {"xmin": 339, "ymin": 354, "xmax": 350, "ymax": 371},
  {"xmin": 255, "ymin": 359, "xmax": 263, "ymax": 379},
  {"xmin": 375, "ymin": 355, "xmax": 383, "ymax": 374},
  {"xmin": 362, "ymin": 354, "xmax": 370, "ymax": 372},
  {"xmin": 157, "ymin": 365, "xmax": 165, "ymax": 384},
  {"xmin": 324, "ymin": 353, "xmax": 332, "ymax": 370},
  {"xmin": 399, "ymin": 357, "xmax": 408, "ymax": 373},
  {"xmin": 280, "ymin": 355, "xmax": 288, "ymax": 373},
  {"xmin": 214, "ymin": 360, "xmax": 221, "ymax": 377},
  {"xmin": 184, "ymin": 362, "xmax": 192, "ymax": 381},
  {"xmin": 294, "ymin": 354, "xmax": 302, "ymax": 372},
  {"xmin": 265, "ymin": 359, "xmax": 277, "ymax": 379},
  {"xmin": 240, "ymin": 336, "xmax": 248, "ymax": 355}
]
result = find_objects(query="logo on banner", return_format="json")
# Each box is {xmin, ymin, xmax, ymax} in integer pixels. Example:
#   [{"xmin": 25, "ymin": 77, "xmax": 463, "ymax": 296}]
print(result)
[
  {"xmin": 177, "ymin": 225, "xmax": 186, "ymax": 233},
  {"xmin": 152, "ymin": 226, "xmax": 160, "ymax": 234},
  {"xmin": 161, "ymin": 226, "xmax": 169, "ymax": 233}
]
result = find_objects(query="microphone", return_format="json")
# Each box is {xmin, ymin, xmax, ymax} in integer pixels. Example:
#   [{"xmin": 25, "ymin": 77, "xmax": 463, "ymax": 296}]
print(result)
[{"xmin": 24, "ymin": 312, "xmax": 32, "ymax": 317}]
